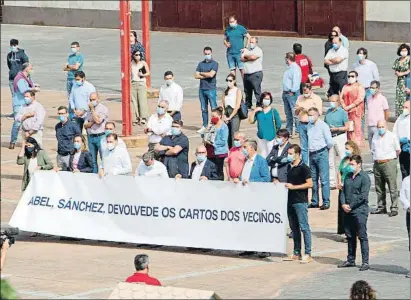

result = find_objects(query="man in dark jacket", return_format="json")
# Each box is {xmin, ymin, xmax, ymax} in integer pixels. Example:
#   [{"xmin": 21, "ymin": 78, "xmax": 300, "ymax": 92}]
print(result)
[
  {"xmin": 7, "ymin": 39, "xmax": 29, "ymax": 117},
  {"xmin": 180, "ymin": 145, "xmax": 218, "ymax": 180},
  {"xmin": 267, "ymin": 129, "xmax": 291, "ymax": 183},
  {"xmin": 338, "ymin": 155, "xmax": 371, "ymax": 271}
]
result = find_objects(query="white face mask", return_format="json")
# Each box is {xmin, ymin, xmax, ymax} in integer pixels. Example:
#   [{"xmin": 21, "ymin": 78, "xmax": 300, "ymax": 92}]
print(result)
[
  {"xmin": 303, "ymin": 93, "xmax": 311, "ymax": 98},
  {"xmin": 165, "ymin": 79, "xmax": 173, "ymax": 86},
  {"xmin": 401, "ymin": 51, "xmax": 408, "ymax": 57},
  {"xmin": 262, "ymin": 99, "xmax": 271, "ymax": 107},
  {"xmin": 348, "ymin": 77, "xmax": 357, "ymax": 84},
  {"xmin": 107, "ymin": 143, "xmax": 116, "ymax": 151}
]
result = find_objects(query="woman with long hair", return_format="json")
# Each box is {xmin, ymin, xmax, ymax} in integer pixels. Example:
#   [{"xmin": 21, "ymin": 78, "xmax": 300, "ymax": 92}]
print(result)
[
  {"xmin": 65, "ymin": 135, "xmax": 93, "ymax": 173},
  {"xmin": 130, "ymin": 31, "xmax": 146, "ymax": 61},
  {"xmin": 131, "ymin": 49, "xmax": 150, "ymax": 125},
  {"xmin": 17, "ymin": 137, "xmax": 53, "ymax": 192},
  {"xmin": 392, "ymin": 43, "xmax": 410, "ymax": 116},
  {"xmin": 222, "ymin": 73, "xmax": 242, "ymax": 148}
]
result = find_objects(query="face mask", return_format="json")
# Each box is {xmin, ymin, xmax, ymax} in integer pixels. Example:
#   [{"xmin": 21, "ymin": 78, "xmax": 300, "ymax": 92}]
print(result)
[
  {"xmin": 24, "ymin": 97, "xmax": 32, "ymax": 105},
  {"xmin": 105, "ymin": 129, "xmax": 113, "ymax": 136},
  {"xmin": 71, "ymin": 48, "xmax": 78, "ymax": 54},
  {"xmin": 211, "ymin": 116, "xmax": 219, "ymax": 125},
  {"xmin": 345, "ymin": 150, "xmax": 352, "ymax": 157},
  {"xmin": 171, "ymin": 128, "xmax": 181, "ymax": 136},
  {"xmin": 308, "ymin": 116, "xmax": 316, "ymax": 124},
  {"xmin": 401, "ymin": 51, "xmax": 408, "ymax": 57},
  {"xmin": 73, "ymin": 142, "xmax": 81, "ymax": 150},
  {"xmin": 249, "ymin": 43, "xmax": 256, "ymax": 50},
  {"xmin": 303, "ymin": 93, "xmax": 311, "ymax": 98},
  {"xmin": 25, "ymin": 146, "xmax": 34, "ymax": 153},
  {"xmin": 378, "ymin": 128, "xmax": 385, "ymax": 136},
  {"xmin": 262, "ymin": 99, "xmax": 271, "ymax": 107},
  {"xmin": 403, "ymin": 108, "xmax": 410, "ymax": 116},
  {"xmin": 157, "ymin": 107, "xmax": 165, "ymax": 115},
  {"xmin": 229, "ymin": 23, "xmax": 236, "ymax": 28},
  {"xmin": 10, "ymin": 46, "xmax": 18, "ymax": 52},
  {"xmin": 107, "ymin": 143, "xmax": 116, "ymax": 151},
  {"xmin": 233, "ymin": 140, "xmax": 241, "ymax": 148},
  {"xmin": 287, "ymin": 154, "xmax": 295, "ymax": 162},
  {"xmin": 357, "ymin": 54, "xmax": 364, "ymax": 61},
  {"xmin": 204, "ymin": 54, "xmax": 212, "ymax": 61},
  {"xmin": 90, "ymin": 100, "xmax": 98, "ymax": 107},
  {"xmin": 332, "ymin": 43, "xmax": 339, "ymax": 50},
  {"xmin": 347, "ymin": 165, "xmax": 356, "ymax": 173},
  {"xmin": 330, "ymin": 102, "xmax": 337, "ymax": 109},
  {"xmin": 242, "ymin": 148, "xmax": 249, "ymax": 157},
  {"xmin": 146, "ymin": 164, "xmax": 154, "ymax": 170},
  {"xmin": 369, "ymin": 89, "xmax": 377, "ymax": 96},
  {"xmin": 275, "ymin": 138, "xmax": 283, "ymax": 146},
  {"xmin": 348, "ymin": 77, "xmax": 356, "ymax": 84},
  {"xmin": 75, "ymin": 80, "xmax": 83, "ymax": 86},
  {"xmin": 165, "ymin": 79, "xmax": 173, "ymax": 86},
  {"xmin": 58, "ymin": 115, "xmax": 66, "ymax": 123},
  {"xmin": 196, "ymin": 154, "xmax": 206, "ymax": 163}
]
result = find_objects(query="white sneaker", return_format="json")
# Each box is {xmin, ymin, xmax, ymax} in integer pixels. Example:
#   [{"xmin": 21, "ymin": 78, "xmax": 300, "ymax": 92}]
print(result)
[{"xmin": 197, "ymin": 126, "xmax": 206, "ymax": 134}]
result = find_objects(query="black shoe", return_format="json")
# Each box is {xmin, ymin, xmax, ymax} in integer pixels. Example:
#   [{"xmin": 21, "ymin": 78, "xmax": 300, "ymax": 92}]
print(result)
[
  {"xmin": 338, "ymin": 261, "xmax": 356, "ymax": 268},
  {"xmin": 389, "ymin": 211, "xmax": 398, "ymax": 217},
  {"xmin": 239, "ymin": 251, "xmax": 256, "ymax": 257},
  {"xmin": 359, "ymin": 263, "xmax": 370, "ymax": 271},
  {"xmin": 320, "ymin": 205, "xmax": 330, "ymax": 210},
  {"xmin": 370, "ymin": 208, "xmax": 387, "ymax": 214},
  {"xmin": 258, "ymin": 252, "xmax": 271, "ymax": 258},
  {"xmin": 308, "ymin": 204, "xmax": 319, "ymax": 209}
]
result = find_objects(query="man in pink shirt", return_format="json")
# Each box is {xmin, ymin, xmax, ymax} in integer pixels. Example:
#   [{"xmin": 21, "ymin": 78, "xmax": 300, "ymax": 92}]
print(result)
[
  {"xmin": 367, "ymin": 80, "xmax": 389, "ymax": 149},
  {"xmin": 225, "ymin": 131, "xmax": 246, "ymax": 181}
]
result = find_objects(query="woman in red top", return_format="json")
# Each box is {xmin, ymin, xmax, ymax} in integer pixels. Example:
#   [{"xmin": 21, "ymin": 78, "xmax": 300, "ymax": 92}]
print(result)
[{"xmin": 340, "ymin": 71, "xmax": 365, "ymax": 146}]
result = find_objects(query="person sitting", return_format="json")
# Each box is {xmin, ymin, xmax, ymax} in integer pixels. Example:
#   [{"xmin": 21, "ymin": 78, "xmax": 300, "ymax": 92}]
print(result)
[
  {"xmin": 135, "ymin": 152, "xmax": 169, "ymax": 178},
  {"xmin": 125, "ymin": 254, "xmax": 161, "ymax": 286},
  {"xmin": 266, "ymin": 129, "xmax": 291, "ymax": 183}
]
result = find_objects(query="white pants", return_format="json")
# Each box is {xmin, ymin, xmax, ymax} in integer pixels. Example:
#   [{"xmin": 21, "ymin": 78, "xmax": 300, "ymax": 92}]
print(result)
[
  {"xmin": 329, "ymin": 133, "xmax": 347, "ymax": 187},
  {"xmin": 22, "ymin": 130, "xmax": 43, "ymax": 148},
  {"xmin": 257, "ymin": 138, "xmax": 274, "ymax": 159}
]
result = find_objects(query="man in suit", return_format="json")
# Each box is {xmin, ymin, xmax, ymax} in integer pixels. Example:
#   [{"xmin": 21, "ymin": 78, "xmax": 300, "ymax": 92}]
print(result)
[
  {"xmin": 176, "ymin": 145, "xmax": 219, "ymax": 180},
  {"xmin": 267, "ymin": 129, "xmax": 291, "ymax": 183}
]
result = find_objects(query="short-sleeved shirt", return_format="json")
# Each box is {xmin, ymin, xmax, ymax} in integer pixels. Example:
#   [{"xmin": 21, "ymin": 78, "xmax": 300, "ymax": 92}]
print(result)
[
  {"xmin": 295, "ymin": 54, "xmax": 312, "ymax": 83},
  {"xmin": 367, "ymin": 93, "xmax": 389, "ymax": 126},
  {"xmin": 227, "ymin": 147, "xmax": 246, "ymax": 179},
  {"xmin": 196, "ymin": 59, "xmax": 218, "ymax": 90},
  {"xmin": 159, "ymin": 133, "xmax": 189, "ymax": 178},
  {"xmin": 287, "ymin": 160, "xmax": 311, "ymax": 204},
  {"xmin": 224, "ymin": 25, "xmax": 248, "ymax": 55},
  {"xmin": 85, "ymin": 103, "xmax": 109, "ymax": 135},
  {"xmin": 324, "ymin": 107, "xmax": 349, "ymax": 129},
  {"xmin": 67, "ymin": 53, "xmax": 84, "ymax": 79}
]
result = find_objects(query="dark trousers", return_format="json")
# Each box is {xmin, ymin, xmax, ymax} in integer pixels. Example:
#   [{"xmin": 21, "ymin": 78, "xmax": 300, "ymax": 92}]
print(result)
[
  {"xmin": 337, "ymin": 191, "xmax": 345, "ymax": 234},
  {"xmin": 244, "ymin": 71, "xmax": 263, "ymax": 108},
  {"xmin": 344, "ymin": 211, "xmax": 369, "ymax": 264},
  {"xmin": 210, "ymin": 157, "xmax": 225, "ymax": 181},
  {"xmin": 72, "ymin": 117, "xmax": 85, "ymax": 132},
  {"xmin": 407, "ymin": 210, "xmax": 410, "ymax": 251},
  {"xmin": 329, "ymin": 71, "xmax": 347, "ymax": 96},
  {"xmin": 170, "ymin": 111, "xmax": 182, "ymax": 122},
  {"xmin": 399, "ymin": 151, "xmax": 410, "ymax": 179},
  {"xmin": 225, "ymin": 107, "xmax": 241, "ymax": 149}
]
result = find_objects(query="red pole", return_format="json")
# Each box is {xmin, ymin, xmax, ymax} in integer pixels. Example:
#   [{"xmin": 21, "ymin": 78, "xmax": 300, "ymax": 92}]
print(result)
[
  {"xmin": 142, "ymin": 0, "xmax": 151, "ymax": 89},
  {"xmin": 120, "ymin": 0, "xmax": 132, "ymax": 136}
]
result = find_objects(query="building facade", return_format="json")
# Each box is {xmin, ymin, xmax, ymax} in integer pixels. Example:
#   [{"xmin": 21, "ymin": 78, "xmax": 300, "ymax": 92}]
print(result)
[{"xmin": 1, "ymin": 0, "xmax": 409, "ymax": 42}]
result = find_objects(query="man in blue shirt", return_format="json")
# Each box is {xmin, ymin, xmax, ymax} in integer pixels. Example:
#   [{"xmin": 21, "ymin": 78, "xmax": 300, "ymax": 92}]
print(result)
[
  {"xmin": 282, "ymin": 52, "xmax": 302, "ymax": 136},
  {"xmin": 307, "ymin": 107, "xmax": 334, "ymax": 210},
  {"xmin": 64, "ymin": 42, "xmax": 84, "ymax": 116},
  {"xmin": 195, "ymin": 46, "xmax": 219, "ymax": 134},
  {"xmin": 224, "ymin": 15, "xmax": 250, "ymax": 79}
]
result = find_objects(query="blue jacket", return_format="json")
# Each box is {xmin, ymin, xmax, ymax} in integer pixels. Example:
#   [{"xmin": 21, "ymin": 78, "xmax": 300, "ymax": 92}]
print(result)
[
  {"xmin": 66, "ymin": 151, "xmax": 93, "ymax": 173},
  {"xmin": 189, "ymin": 159, "xmax": 219, "ymax": 180},
  {"xmin": 266, "ymin": 142, "xmax": 291, "ymax": 183},
  {"xmin": 213, "ymin": 123, "xmax": 229, "ymax": 155},
  {"xmin": 242, "ymin": 154, "xmax": 271, "ymax": 182}
]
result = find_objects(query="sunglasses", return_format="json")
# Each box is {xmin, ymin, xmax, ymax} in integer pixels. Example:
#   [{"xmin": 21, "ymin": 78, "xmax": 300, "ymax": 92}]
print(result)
[
  {"xmin": 226, "ymin": 79, "xmax": 233, "ymax": 82},
  {"xmin": 348, "ymin": 75, "xmax": 356, "ymax": 78},
  {"xmin": 134, "ymin": 54, "xmax": 140, "ymax": 57}
]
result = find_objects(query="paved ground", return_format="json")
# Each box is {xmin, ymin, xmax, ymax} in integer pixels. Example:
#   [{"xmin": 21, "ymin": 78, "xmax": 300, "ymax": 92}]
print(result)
[{"xmin": 1, "ymin": 24, "xmax": 410, "ymax": 299}]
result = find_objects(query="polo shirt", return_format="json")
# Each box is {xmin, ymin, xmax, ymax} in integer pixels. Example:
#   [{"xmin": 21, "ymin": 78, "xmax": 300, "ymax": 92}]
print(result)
[
  {"xmin": 196, "ymin": 59, "xmax": 218, "ymax": 90},
  {"xmin": 243, "ymin": 46, "xmax": 263, "ymax": 74},
  {"xmin": 224, "ymin": 24, "xmax": 248, "ymax": 55},
  {"xmin": 159, "ymin": 133, "xmax": 189, "ymax": 178},
  {"xmin": 125, "ymin": 272, "xmax": 161, "ymax": 286},
  {"xmin": 67, "ymin": 53, "xmax": 84, "ymax": 79},
  {"xmin": 55, "ymin": 120, "xmax": 81, "ymax": 156},
  {"xmin": 371, "ymin": 130, "xmax": 400, "ymax": 161},
  {"xmin": 287, "ymin": 160, "xmax": 311, "ymax": 204},
  {"xmin": 324, "ymin": 107, "xmax": 348, "ymax": 129},
  {"xmin": 367, "ymin": 93, "xmax": 389, "ymax": 126}
]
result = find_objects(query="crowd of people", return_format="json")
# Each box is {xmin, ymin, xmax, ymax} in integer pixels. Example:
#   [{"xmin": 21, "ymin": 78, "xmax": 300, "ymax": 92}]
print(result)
[{"xmin": 5, "ymin": 16, "xmax": 411, "ymax": 275}]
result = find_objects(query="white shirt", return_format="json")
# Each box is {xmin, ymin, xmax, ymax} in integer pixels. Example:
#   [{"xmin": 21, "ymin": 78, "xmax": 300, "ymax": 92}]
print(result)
[
  {"xmin": 101, "ymin": 137, "xmax": 126, "ymax": 152},
  {"xmin": 241, "ymin": 154, "xmax": 256, "ymax": 181},
  {"xmin": 224, "ymin": 87, "xmax": 238, "ymax": 108},
  {"xmin": 243, "ymin": 46, "xmax": 263, "ymax": 74},
  {"xmin": 28, "ymin": 158, "xmax": 37, "ymax": 178},
  {"xmin": 400, "ymin": 176, "xmax": 410, "ymax": 210},
  {"xmin": 147, "ymin": 113, "xmax": 173, "ymax": 144},
  {"xmin": 100, "ymin": 146, "xmax": 132, "ymax": 175},
  {"xmin": 353, "ymin": 59, "xmax": 380, "ymax": 88},
  {"xmin": 131, "ymin": 61, "xmax": 146, "ymax": 82},
  {"xmin": 325, "ymin": 46, "xmax": 349, "ymax": 73},
  {"xmin": 135, "ymin": 160, "xmax": 169, "ymax": 178},
  {"xmin": 371, "ymin": 130, "xmax": 400, "ymax": 160},
  {"xmin": 158, "ymin": 82, "xmax": 184, "ymax": 112},
  {"xmin": 191, "ymin": 159, "xmax": 207, "ymax": 181},
  {"xmin": 393, "ymin": 114, "xmax": 410, "ymax": 141}
]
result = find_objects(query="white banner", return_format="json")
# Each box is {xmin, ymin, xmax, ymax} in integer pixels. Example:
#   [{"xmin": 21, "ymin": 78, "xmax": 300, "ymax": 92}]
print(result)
[{"xmin": 9, "ymin": 172, "xmax": 288, "ymax": 253}]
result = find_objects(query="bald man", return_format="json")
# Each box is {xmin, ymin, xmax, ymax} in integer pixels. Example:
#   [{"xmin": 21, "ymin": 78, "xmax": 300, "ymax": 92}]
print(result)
[
  {"xmin": 371, "ymin": 120, "xmax": 401, "ymax": 216},
  {"xmin": 186, "ymin": 145, "xmax": 219, "ymax": 181},
  {"xmin": 84, "ymin": 92, "xmax": 109, "ymax": 173},
  {"xmin": 332, "ymin": 26, "xmax": 349, "ymax": 49}
]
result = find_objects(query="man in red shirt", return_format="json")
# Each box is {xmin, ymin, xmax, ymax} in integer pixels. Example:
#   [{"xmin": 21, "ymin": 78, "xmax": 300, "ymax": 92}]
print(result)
[
  {"xmin": 293, "ymin": 43, "xmax": 313, "ymax": 84},
  {"xmin": 125, "ymin": 254, "xmax": 161, "ymax": 286},
  {"xmin": 226, "ymin": 131, "xmax": 246, "ymax": 181}
]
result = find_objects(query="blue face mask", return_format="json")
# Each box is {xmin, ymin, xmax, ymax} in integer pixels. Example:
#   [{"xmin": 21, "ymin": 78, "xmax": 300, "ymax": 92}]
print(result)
[
  {"xmin": 24, "ymin": 97, "xmax": 31, "ymax": 105},
  {"xmin": 233, "ymin": 140, "xmax": 241, "ymax": 148},
  {"xmin": 347, "ymin": 165, "xmax": 356, "ymax": 173},
  {"xmin": 105, "ymin": 129, "xmax": 113, "ymax": 136},
  {"xmin": 204, "ymin": 54, "xmax": 212, "ymax": 61},
  {"xmin": 287, "ymin": 154, "xmax": 295, "ymax": 162},
  {"xmin": 73, "ymin": 142, "xmax": 81, "ymax": 150},
  {"xmin": 330, "ymin": 102, "xmax": 337, "ymax": 109},
  {"xmin": 75, "ymin": 80, "xmax": 83, "ymax": 86},
  {"xmin": 25, "ymin": 146, "xmax": 34, "ymax": 153},
  {"xmin": 345, "ymin": 150, "xmax": 352, "ymax": 157},
  {"xmin": 71, "ymin": 47, "xmax": 78, "ymax": 54},
  {"xmin": 369, "ymin": 88, "xmax": 377, "ymax": 96},
  {"xmin": 58, "ymin": 115, "xmax": 66, "ymax": 123},
  {"xmin": 10, "ymin": 46, "xmax": 18, "ymax": 52},
  {"xmin": 229, "ymin": 23, "xmax": 236, "ymax": 28},
  {"xmin": 157, "ymin": 107, "xmax": 165, "ymax": 115},
  {"xmin": 242, "ymin": 148, "xmax": 249, "ymax": 157},
  {"xmin": 357, "ymin": 54, "xmax": 364, "ymax": 61},
  {"xmin": 332, "ymin": 43, "xmax": 339, "ymax": 50},
  {"xmin": 171, "ymin": 128, "xmax": 181, "ymax": 136},
  {"xmin": 276, "ymin": 137, "xmax": 283, "ymax": 146},
  {"xmin": 308, "ymin": 116, "xmax": 315, "ymax": 124},
  {"xmin": 378, "ymin": 128, "xmax": 385, "ymax": 136},
  {"xmin": 196, "ymin": 154, "xmax": 206, "ymax": 162}
]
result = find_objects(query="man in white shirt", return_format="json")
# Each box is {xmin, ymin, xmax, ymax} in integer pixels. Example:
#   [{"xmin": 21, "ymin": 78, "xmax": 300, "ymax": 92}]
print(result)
[
  {"xmin": 135, "ymin": 152, "xmax": 168, "ymax": 178},
  {"xmin": 399, "ymin": 175, "xmax": 410, "ymax": 278},
  {"xmin": 100, "ymin": 121, "xmax": 126, "ymax": 152},
  {"xmin": 324, "ymin": 36, "xmax": 349, "ymax": 95},
  {"xmin": 393, "ymin": 100, "xmax": 410, "ymax": 179},
  {"xmin": 145, "ymin": 100, "xmax": 173, "ymax": 153},
  {"xmin": 99, "ymin": 133, "xmax": 132, "ymax": 177},
  {"xmin": 241, "ymin": 36, "xmax": 263, "ymax": 108},
  {"xmin": 159, "ymin": 71, "xmax": 183, "ymax": 122},
  {"xmin": 371, "ymin": 120, "xmax": 401, "ymax": 217}
]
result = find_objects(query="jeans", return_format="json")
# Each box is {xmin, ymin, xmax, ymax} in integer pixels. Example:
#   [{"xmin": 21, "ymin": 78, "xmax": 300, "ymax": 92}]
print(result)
[
  {"xmin": 367, "ymin": 126, "xmax": 377, "ymax": 149},
  {"xmin": 282, "ymin": 91, "xmax": 300, "ymax": 134},
  {"xmin": 288, "ymin": 202, "xmax": 312, "ymax": 255},
  {"xmin": 9, "ymin": 80, "xmax": 14, "ymax": 97},
  {"xmin": 170, "ymin": 111, "xmax": 182, "ymax": 122},
  {"xmin": 345, "ymin": 211, "xmax": 369, "ymax": 264},
  {"xmin": 227, "ymin": 52, "xmax": 244, "ymax": 70},
  {"xmin": 88, "ymin": 134, "xmax": 104, "ymax": 173},
  {"xmin": 199, "ymin": 89, "xmax": 217, "ymax": 127},
  {"xmin": 309, "ymin": 148, "xmax": 330, "ymax": 206},
  {"xmin": 244, "ymin": 71, "xmax": 263, "ymax": 108},
  {"xmin": 67, "ymin": 78, "xmax": 74, "ymax": 118},
  {"xmin": 10, "ymin": 105, "xmax": 22, "ymax": 144},
  {"xmin": 299, "ymin": 123, "xmax": 309, "ymax": 165}
]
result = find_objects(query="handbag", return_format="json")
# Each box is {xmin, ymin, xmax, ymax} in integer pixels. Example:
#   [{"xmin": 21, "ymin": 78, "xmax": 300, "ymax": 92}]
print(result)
[{"xmin": 237, "ymin": 91, "xmax": 248, "ymax": 120}]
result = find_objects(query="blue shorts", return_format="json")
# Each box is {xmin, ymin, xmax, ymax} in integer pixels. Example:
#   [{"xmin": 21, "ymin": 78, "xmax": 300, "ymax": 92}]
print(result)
[{"xmin": 227, "ymin": 53, "xmax": 244, "ymax": 70}]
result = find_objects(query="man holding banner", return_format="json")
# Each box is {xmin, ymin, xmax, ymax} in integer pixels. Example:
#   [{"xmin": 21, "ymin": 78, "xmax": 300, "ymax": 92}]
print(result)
[{"xmin": 99, "ymin": 133, "xmax": 132, "ymax": 177}]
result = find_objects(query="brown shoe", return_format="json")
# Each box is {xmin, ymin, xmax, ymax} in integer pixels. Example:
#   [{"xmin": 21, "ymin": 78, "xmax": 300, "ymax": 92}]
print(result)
[
  {"xmin": 9, "ymin": 143, "xmax": 15, "ymax": 150},
  {"xmin": 282, "ymin": 254, "xmax": 301, "ymax": 261}
]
